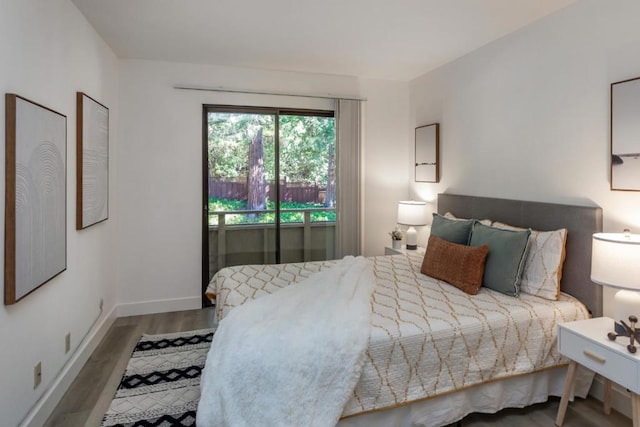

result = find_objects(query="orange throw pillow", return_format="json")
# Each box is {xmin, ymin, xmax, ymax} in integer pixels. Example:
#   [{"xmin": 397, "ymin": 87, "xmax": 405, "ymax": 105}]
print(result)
[{"xmin": 421, "ymin": 235, "xmax": 489, "ymax": 295}]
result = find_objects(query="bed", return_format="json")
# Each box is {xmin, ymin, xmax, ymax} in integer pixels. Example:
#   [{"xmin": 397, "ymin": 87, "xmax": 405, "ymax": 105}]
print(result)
[{"xmin": 202, "ymin": 194, "xmax": 603, "ymax": 426}]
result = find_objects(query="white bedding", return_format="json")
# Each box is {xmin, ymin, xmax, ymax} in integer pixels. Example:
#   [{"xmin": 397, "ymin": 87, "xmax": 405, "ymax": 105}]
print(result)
[
  {"xmin": 205, "ymin": 251, "xmax": 592, "ymax": 422},
  {"xmin": 197, "ymin": 256, "xmax": 376, "ymax": 427},
  {"xmin": 337, "ymin": 364, "xmax": 593, "ymax": 427}
]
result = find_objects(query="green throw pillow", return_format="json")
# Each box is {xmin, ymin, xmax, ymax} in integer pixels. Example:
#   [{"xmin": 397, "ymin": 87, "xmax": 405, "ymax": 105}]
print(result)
[
  {"xmin": 430, "ymin": 213, "xmax": 474, "ymax": 245},
  {"xmin": 469, "ymin": 222, "xmax": 530, "ymax": 297}
]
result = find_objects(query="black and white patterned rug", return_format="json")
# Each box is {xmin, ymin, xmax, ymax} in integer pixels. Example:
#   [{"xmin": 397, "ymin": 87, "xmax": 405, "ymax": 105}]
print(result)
[{"xmin": 101, "ymin": 328, "xmax": 215, "ymax": 427}]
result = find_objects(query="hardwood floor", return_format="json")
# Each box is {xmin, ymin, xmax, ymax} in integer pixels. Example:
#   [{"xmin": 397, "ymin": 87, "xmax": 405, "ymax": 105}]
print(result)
[
  {"xmin": 45, "ymin": 307, "xmax": 632, "ymax": 427},
  {"xmin": 44, "ymin": 307, "xmax": 216, "ymax": 427},
  {"xmin": 462, "ymin": 396, "xmax": 631, "ymax": 426}
]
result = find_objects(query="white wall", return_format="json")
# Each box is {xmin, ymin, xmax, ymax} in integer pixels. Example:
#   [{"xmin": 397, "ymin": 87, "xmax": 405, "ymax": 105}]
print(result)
[
  {"xmin": 360, "ymin": 79, "xmax": 411, "ymax": 255},
  {"xmin": 11, "ymin": 0, "xmax": 640, "ymax": 422},
  {"xmin": 116, "ymin": 60, "xmax": 409, "ymax": 312},
  {"xmin": 409, "ymin": 0, "xmax": 640, "ymax": 318},
  {"xmin": 0, "ymin": 1, "xmax": 119, "ymax": 425}
]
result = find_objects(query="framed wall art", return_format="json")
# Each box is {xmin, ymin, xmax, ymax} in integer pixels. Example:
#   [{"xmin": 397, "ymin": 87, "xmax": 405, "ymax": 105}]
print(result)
[
  {"xmin": 77, "ymin": 92, "xmax": 109, "ymax": 229},
  {"xmin": 415, "ymin": 123, "xmax": 439, "ymax": 183},
  {"xmin": 611, "ymin": 76, "xmax": 640, "ymax": 191},
  {"xmin": 5, "ymin": 94, "xmax": 67, "ymax": 305}
]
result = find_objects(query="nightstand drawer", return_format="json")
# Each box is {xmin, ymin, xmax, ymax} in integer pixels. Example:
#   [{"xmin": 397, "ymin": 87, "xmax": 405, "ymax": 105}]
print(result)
[{"xmin": 560, "ymin": 328, "xmax": 638, "ymax": 390}]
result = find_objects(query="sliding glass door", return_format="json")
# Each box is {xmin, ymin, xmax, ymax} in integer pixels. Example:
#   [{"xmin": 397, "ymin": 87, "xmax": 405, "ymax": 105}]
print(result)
[
  {"xmin": 203, "ymin": 106, "xmax": 336, "ymax": 304},
  {"xmin": 277, "ymin": 112, "xmax": 336, "ymax": 263}
]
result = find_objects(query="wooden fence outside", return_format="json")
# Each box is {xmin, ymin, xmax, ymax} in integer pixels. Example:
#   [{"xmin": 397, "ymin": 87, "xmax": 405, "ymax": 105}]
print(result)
[{"xmin": 208, "ymin": 178, "xmax": 326, "ymax": 204}]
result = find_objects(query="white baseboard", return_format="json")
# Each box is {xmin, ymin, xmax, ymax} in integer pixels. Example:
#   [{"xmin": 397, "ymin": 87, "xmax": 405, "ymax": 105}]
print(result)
[
  {"xmin": 20, "ymin": 305, "xmax": 117, "ymax": 427},
  {"xmin": 20, "ymin": 296, "xmax": 203, "ymax": 425},
  {"xmin": 116, "ymin": 296, "xmax": 201, "ymax": 317},
  {"xmin": 589, "ymin": 374, "xmax": 631, "ymax": 418}
]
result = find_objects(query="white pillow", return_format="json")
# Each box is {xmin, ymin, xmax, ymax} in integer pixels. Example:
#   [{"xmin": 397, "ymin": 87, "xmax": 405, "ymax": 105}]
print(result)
[
  {"xmin": 492, "ymin": 221, "xmax": 567, "ymax": 300},
  {"xmin": 443, "ymin": 212, "xmax": 492, "ymax": 226}
]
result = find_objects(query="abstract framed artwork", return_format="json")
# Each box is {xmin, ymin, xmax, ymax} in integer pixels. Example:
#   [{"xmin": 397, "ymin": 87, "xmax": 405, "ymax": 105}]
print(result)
[
  {"xmin": 5, "ymin": 94, "xmax": 67, "ymax": 305},
  {"xmin": 415, "ymin": 123, "xmax": 440, "ymax": 183},
  {"xmin": 76, "ymin": 92, "xmax": 109, "ymax": 229},
  {"xmin": 611, "ymin": 76, "xmax": 640, "ymax": 191}
]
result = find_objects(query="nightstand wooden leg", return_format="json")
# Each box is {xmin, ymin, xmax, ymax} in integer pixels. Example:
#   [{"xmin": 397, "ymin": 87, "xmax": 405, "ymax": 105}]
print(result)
[
  {"xmin": 632, "ymin": 393, "xmax": 640, "ymax": 427},
  {"xmin": 555, "ymin": 361, "xmax": 577, "ymax": 426},
  {"xmin": 603, "ymin": 378, "xmax": 612, "ymax": 415}
]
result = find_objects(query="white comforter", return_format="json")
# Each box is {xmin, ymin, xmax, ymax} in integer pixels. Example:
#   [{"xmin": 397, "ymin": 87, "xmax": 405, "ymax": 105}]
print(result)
[
  {"xmin": 197, "ymin": 256, "xmax": 376, "ymax": 427},
  {"xmin": 206, "ymin": 252, "xmax": 591, "ymax": 418}
]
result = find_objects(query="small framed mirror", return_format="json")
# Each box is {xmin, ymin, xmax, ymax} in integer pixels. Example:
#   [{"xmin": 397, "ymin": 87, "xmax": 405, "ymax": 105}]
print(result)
[
  {"xmin": 415, "ymin": 123, "xmax": 439, "ymax": 183},
  {"xmin": 611, "ymin": 77, "xmax": 640, "ymax": 191}
]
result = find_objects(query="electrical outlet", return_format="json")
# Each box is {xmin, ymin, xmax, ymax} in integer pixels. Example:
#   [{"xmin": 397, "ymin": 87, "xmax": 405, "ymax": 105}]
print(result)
[
  {"xmin": 65, "ymin": 332, "xmax": 71, "ymax": 354},
  {"xmin": 34, "ymin": 362, "xmax": 42, "ymax": 389}
]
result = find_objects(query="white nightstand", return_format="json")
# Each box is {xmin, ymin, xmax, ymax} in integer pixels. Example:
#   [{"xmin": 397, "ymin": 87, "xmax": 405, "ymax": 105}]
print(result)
[
  {"xmin": 556, "ymin": 317, "xmax": 640, "ymax": 426},
  {"xmin": 384, "ymin": 245, "xmax": 425, "ymax": 256}
]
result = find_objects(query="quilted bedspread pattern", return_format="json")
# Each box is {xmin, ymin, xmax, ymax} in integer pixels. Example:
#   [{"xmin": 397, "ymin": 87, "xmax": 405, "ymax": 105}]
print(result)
[{"xmin": 206, "ymin": 252, "xmax": 589, "ymax": 416}]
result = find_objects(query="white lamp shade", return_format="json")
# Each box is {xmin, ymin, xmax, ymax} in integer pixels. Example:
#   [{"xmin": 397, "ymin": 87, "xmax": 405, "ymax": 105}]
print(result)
[
  {"xmin": 591, "ymin": 233, "xmax": 640, "ymax": 291},
  {"xmin": 397, "ymin": 201, "xmax": 428, "ymax": 226}
]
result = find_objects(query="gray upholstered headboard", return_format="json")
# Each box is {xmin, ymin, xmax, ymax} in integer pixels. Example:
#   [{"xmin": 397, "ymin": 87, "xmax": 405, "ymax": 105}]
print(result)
[{"xmin": 437, "ymin": 193, "xmax": 603, "ymax": 317}]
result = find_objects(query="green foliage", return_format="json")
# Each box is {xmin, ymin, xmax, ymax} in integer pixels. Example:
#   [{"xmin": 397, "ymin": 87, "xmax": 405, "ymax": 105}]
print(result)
[
  {"xmin": 278, "ymin": 115, "xmax": 335, "ymax": 186},
  {"xmin": 207, "ymin": 112, "xmax": 335, "ymax": 185},
  {"xmin": 208, "ymin": 197, "xmax": 336, "ymax": 225},
  {"xmin": 207, "ymin": 113, "xmax": 274, "ymax": 180},
  {"xmin": 209, "ymin": 197, "xmax": 245, "ymax": 212}
]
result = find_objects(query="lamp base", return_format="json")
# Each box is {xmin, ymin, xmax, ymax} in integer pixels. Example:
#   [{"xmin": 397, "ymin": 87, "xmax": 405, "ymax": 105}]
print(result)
[
  {"xmin": 614, "ymin": 290, "xmax": 640, "ymax": 324},
  {"xmin": 405, "ymin": 226, "xmax": 418, "ymax": 250}
]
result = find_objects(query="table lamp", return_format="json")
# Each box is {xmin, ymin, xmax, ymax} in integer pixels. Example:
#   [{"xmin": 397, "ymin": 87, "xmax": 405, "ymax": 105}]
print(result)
[
  {"xmin": 591, "ymin": 231, "xmax": 640, "ymax": 351},
  {"xmin": 397, "ymin": 201, "xmax": 429, "ymax": 250}
]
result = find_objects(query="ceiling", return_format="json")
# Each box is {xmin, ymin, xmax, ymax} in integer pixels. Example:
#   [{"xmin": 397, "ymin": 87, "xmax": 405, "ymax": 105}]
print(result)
[{"xmin": 71, "ymin": 0, "xmax": 575, "ymax": 81}]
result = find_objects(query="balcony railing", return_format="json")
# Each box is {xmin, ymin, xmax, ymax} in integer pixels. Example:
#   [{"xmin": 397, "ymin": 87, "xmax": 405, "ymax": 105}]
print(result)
[{"xmin": 208, "ymin": 208, "xmax": 336, "ymax": 277}]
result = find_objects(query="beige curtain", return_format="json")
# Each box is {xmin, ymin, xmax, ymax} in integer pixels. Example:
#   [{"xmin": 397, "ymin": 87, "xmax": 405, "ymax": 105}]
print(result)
[{"xmin": 335, "ymin": 99, "xmax": 363, "ymax": 257}]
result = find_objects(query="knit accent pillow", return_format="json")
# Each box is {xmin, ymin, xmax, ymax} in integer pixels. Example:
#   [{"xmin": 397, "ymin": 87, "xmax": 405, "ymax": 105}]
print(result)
[{"xmin": 421, "ymin": 235, "xmax": 489, "ymax": 295}]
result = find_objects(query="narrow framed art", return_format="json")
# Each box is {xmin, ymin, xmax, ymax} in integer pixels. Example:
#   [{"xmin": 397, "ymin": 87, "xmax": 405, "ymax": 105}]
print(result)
[
  {"xmin": 415, "ymin": 123, "xmax": 439, "ymax": 183},
  {"xmin": 5, "ymin": 94, "xmax": 67, "ymax": 305},
  {"xmin": 611, "ymin": 76, "xmax": 640, "ymax": 191},
  {"xmin": 76, "ymin": 92, "xmax": 109, "ymax": 229}
]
